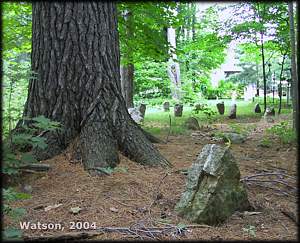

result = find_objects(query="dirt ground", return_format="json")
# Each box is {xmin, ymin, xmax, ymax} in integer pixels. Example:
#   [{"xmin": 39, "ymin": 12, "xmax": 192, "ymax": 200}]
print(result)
[{"xmin": 6, "ymin": 115, "xmax": 298, "ymax": 241}]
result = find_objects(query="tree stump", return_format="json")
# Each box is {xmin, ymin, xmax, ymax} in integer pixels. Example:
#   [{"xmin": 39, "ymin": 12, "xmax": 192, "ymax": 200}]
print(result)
[
  {"xmin": 228, "ymin": 104, "xmax": 237, "ymax": 119},
  {"xmin": 174, "ymin": 104, "xmax": 183, "ymax": 117},
  {"xmin": 216, "ymin": 102, "xmax": 225, "ymax": 115},
  {"xmin": 163, "ymin": 101, "xmax": 170, "ymax": 111}
]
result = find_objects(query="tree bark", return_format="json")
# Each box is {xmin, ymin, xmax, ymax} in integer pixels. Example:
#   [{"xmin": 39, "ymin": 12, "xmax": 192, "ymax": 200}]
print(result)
[
  {"xmin": 20, "ymin": 2, "xmax": 171, "ymax": 172},
  {"xmin": 288, "ymin": 2, "xmax": 298, "ymax": 131},
  {"xmin": 120, "ymin": 9, "xmax": 134, "ymax": 108},
  {"xmin": 278, "ymin": 53, "xmax": 286, "ymax": 114},
  {"xmin": 120, "ymin": 64, "xmax": 134, "ymax": 108}
]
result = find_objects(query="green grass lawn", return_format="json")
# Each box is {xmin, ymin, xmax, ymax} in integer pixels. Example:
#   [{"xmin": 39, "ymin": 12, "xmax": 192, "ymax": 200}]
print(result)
[{"xmin": 141, "ymin": 98, "xmax": 292, "ymax": 136}]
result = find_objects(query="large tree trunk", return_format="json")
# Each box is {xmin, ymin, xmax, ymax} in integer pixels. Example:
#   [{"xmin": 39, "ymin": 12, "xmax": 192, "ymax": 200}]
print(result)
[
  {"xmin": 288, "ymin": 2, "xmax": 298, "ymax": 131},
  {"xmin": 20, "ymin": 2, "xmax": 171, "ymax": 172}
]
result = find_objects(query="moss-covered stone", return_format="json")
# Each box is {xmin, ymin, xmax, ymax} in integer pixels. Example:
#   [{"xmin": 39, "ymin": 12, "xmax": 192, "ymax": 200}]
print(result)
[{"xmin": 175, "ymin": 144, "xmax": 251, "ymax": 225}]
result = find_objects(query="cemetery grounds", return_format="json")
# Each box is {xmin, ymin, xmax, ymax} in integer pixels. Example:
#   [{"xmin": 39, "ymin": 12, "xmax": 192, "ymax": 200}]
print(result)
[{"xmin": 5, "ymin": 99, "xmax": 298, "ymax": 241}]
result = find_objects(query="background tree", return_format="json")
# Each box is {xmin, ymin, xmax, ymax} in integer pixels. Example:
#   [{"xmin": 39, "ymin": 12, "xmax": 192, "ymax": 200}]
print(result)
[
  {"xmin": 18, "ymin": 2, "xmax": 171, "ymax": 172},
  {"xmin": 288, "ymin": 2, "xmax": 298, "ymax": 132}
]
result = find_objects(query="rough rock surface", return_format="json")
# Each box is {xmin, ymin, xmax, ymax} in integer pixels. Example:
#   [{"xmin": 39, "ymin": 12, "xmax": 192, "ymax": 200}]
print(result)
[
  {"xmin": 254, "ymin": 103, "xmax": 261, "ymax": 113},
  {"xmin": 216, "ymin": 102, "xmax": 225, "ymax": 115},
  {"xmin": 138, "ymin": 104, "xmax": 146, "ymax": 118},
  {"xmin": 163, "ymin": 101, "xmax": 170, "ymax": 111},
  {"xmin": 222, "ymin": 132, "xmax": 246, "ymax": 144},
  {"xmin": 175, "ymin": 144, "xmax": 251, "ymax": 225},
  {"xmin": 128, "ymin": 108, "xmax": 143, "ymax": 123},
  {"xmin": 228, "ymin": 104, "xmax": 237, "ymax": 119},
  {"xmin": 174, "ymin": 104, "xmax": 183, "ymax": 117},
  {"xmin": 185, "ymin": 117, "xmax": 200, "ymax": 130}
]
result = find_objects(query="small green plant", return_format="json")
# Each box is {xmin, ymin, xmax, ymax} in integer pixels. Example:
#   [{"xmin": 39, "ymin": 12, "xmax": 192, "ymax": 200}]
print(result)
[
  {"xmin": 2, "ymin": 188, "xmax": 31, "ymax": 240},
  {"xmin": 2, "ymin": 115, "xmax": 61, "ymax": 240},
  {"xmin": 266, "ymin": 121, "xmax": 296, "ymax": 144},
  {"xmin": 192, "ymin": 103, "xmax": 217, "ymax": 123},
  {"xmin": 3, "ymin": 116, "xmax": 62, "ymax": 175},
  {"xmin": 259, "ymin": 137, "xmax": 272, "ymax": 148},
  {"xmin": 242, "ymin": 225, "xmax": 256, "ymax": 238}
]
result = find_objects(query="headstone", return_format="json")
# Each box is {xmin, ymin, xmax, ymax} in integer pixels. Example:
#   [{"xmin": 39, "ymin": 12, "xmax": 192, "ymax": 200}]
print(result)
[
  {"xmin": 128, "ymin": 107, "xmax": 143, "ymax": 123},
  {"xmin": 254, "ymin": 103, "xmax": 261, "ymax": 113},
  {"xmin": 228, "ymin": 104, "xmax": 237, "ymax": 119},
  {"xmin": 163, "ymin": 101, "xmax": 170, "ymax": 111},
  {"xmin": 216, "ymin": 102, "xmax": 225, "ymax": 115},
  {"xmin": 222, "ymin": 132, "xmax": 246, "ymax": 144},
  {"xmin": 175, "ymin": 144, "xmax": 251, "ymax": 225},
  {"xmin": 185, "ymin": 117, "xmax": 200, "ymax": 130},
  {"xmin": 264, "ymin": 107, "xmax": 275, "ymax": 123},
  {"xmin": 174, "ymin": 104, "xmax": 183, "ymax": 117},
  {"xmin": 138, "ymin": 103, "xmax": 146, "ymax": 118}
]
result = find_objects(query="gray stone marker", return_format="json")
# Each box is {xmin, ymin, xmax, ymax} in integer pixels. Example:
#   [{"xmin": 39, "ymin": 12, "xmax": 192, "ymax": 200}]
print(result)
[
  {"xmin": 254, "ymin": 103, "xmax": 261, "ymax": 113},
  {"xmin": 185, "ymin": 117, "xmax": 200, "ymax": 130},
  {"xmin": 216, "ymin": 102, "xmax": 225, "ymax": 115},
  {"xmin": 222, "ymin": 132, "xmax": 246, "ymax": 144},
  {"xmin": 174, "ymin": 104, "xmax": 183, "ymax": 117},
  {"xmin": 163, "ymin": 101, "xmax": 170, "ymax": 111},
  {"xmin": 138, "ymin": 103, "xmax": 146, "ymax": 118},
  {"xmin": 228, "ymin": 104, "xmax": 237, "ymax": 119},
  {"xmin": 264, "ymin": 107, "xmax": 275, "ymax": 123},
  {"xmin": 175, "ymin": 144, "xmax": 251, "ymax": 225}
]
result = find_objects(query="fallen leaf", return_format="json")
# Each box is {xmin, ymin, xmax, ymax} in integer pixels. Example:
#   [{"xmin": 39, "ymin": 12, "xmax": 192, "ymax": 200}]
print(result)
[
  {"xmin": 109, "ymin": 207, "xmax": 119, "ymax": 213},
  {"xmin": 69, "ymin": 206, "xmax": 82, "ymax": 214},
  {"xmin": 244, "ymin": 211, "xmax": 262, "ymax": 216},
  {"xmin": 44, "ymin": 204, "xmax": 62, "ymax": 212}
]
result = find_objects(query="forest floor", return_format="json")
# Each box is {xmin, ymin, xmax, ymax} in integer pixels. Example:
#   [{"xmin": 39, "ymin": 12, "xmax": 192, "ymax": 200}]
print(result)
[{"xmin": 6, "ymin": 114, "xmax": 298, "ymax": 241}]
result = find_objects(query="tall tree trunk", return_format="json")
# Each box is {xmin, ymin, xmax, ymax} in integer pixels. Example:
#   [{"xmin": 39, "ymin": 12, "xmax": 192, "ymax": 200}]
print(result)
[
  {"xmin": 288, "ymin": 2, "xmax": 298, "ymax": 131},
  {"xmin": 167, "ymin": 27, "xmax": 181, "ymax": 101},
  {"xmin": 120, "ymin": 64, "xmax": 134, "ymax": 108},
  {"xmin": 120, "ymin": 9, "xmax": 134, "ymax": 108},
  {"xmin": 260, "ymin": 31, "xmax": 267, "ymax": 112},
  {"xmin": 278, "ymin": 53, "xmax": 286, "ymax": 114},
  {"xmin": 20, "ymin": 2, "xmax": 171, "ymax": 172}
]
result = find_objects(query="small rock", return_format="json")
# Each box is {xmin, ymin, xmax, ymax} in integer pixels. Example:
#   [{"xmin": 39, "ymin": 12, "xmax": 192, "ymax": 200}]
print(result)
[
  {"xmin": 174, "ymin": 104, "xmax": 183, "ymax": 117},
  {"xmin": 228, "ymin": 104, "xmax": 237, "ymax": 119},
  {"xmin": 222, "ymin": 132, "xmax": 246, "ymax": 144},
  {"xmin": 128, "ymin": 107, "xmax": 143, "ymax": 123},
  {"xmin": 185, "ymin": 117, "xmax": 200, "ymax": 130}
]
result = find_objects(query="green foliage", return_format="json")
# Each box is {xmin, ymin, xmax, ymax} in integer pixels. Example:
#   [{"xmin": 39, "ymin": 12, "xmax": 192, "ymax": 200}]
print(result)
[
  {"xmin": 192, "ymin": 103, "xmax": 217, "ymax": 123},
  {"xmin": 2, "ymin": 188, "xmax": 31, "ymax": 240},
  {"xmin": 3, "ymin": 116, "xmax": 61, "ymax": 176},
  {"xmin": 259, "ymin": 137, "xmax": 272, "ymax": 148},
  {"xmin": 266, "ymin": 121, "xmax": 296, "ymax": 144},
  {"xmin": 134, "ymin": 60, "xmax": 170, "ymax": 99},
  {"xmin": 242, "ymin": 225, "xmax": 256, "ymax": 238}
]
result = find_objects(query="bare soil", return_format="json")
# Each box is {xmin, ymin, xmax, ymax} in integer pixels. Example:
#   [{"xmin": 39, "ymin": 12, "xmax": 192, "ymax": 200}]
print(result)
[{"xmin": 6, "ymin": 116, "xmax": 298, "ymax": 241}]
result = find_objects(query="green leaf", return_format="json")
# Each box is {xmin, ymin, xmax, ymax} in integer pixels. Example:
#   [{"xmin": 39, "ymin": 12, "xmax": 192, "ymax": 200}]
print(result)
[
  {"xmin": 9, "ymin": 207, "xmax": 26, "ymax": 219},
  {"xmin": 30, "ymin": 136, "xmax": 47, "ymax": 149},
  {"xmin": 177, "ymin": 223, "xmax": 187, "ymax": 230},
  {"xmin": 3, "ymin": 227, "xmax": 23, "ymax": 239},
  {"xmin": 20, "ymin": 153, "xmax": 38, "ymax": 164}
]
